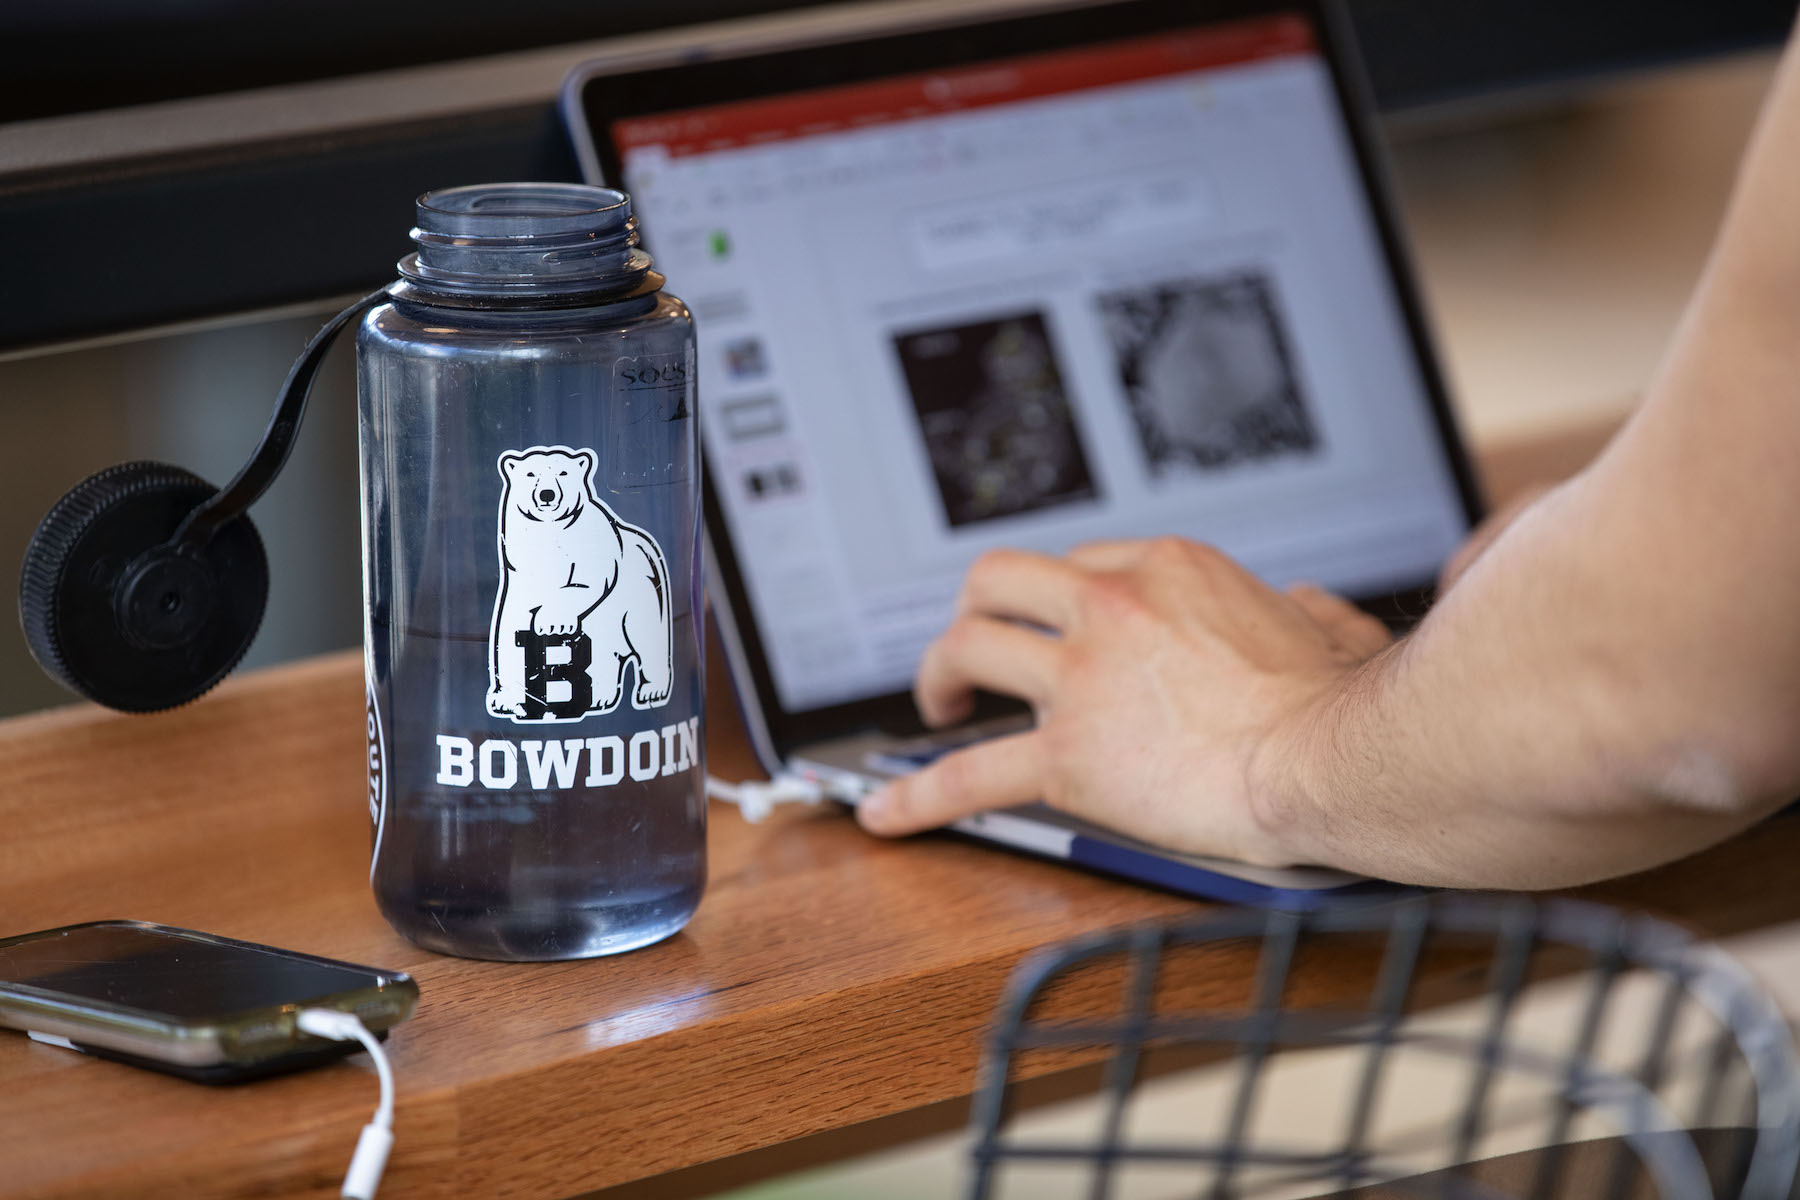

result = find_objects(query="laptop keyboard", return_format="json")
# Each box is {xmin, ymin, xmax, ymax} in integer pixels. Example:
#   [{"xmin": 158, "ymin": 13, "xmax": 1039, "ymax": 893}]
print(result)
[
  {"xmin": 865, "ymin": 744, "xmax": 959, "ymax": 774},
  {"xmin": 862, "ymin": 717, "xmax": 1032, "ymax": 776}
]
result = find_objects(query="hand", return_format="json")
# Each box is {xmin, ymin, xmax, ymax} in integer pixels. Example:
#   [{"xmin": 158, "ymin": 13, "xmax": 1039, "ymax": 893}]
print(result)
[{"xmin": 855, "ymin": 538, "xmax": 1394, "ymax": 864}]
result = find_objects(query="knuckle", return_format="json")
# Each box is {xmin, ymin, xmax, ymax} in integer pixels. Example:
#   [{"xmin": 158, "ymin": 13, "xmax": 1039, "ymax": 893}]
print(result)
[
  {"xmin": 936, "ymin": 615, "xmax": 981, "ymax": 661},
  {"xmin": 1072, "ymin": 571, "xmax": 1118, "ymax": 610},
  {"xmin": 1186, "ymin": 540, "xmax": 1232, "ymax": 570},
  {"xmin": 1074, "ymin": 573, "xmax": 1151, "ymax": 625},
  {"xmin": 966, "ymin": 547, "xmax": 1017, "ymax": 585},
  {"xmin": 875, "ymin": 780, "xmax": 916, "ymax": 827},
  {"xmin": 1050, "ymin": 650, "xmax": 1091, "ymax": 698},
  {"xmin": 958, "ymin": 551, "xmax": 1009, "ymax": 609},
  {"xmin": 1146, "ymin": 535, "xmax": 1193, "ymax": 565}
]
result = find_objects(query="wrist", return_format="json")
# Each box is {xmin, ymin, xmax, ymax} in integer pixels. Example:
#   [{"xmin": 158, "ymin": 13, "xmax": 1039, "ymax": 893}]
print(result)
[
  {"xmin": 1244, "ymin": 651, "xmax": 1393, "ymax": 868},
  {"xmin": 1242, "ymin": 692, "xmax": 1325, "ymax": 867}
]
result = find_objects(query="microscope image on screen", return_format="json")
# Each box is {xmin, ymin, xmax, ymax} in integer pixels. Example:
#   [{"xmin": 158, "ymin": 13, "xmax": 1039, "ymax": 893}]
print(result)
[
  {"xmin": 893, "ymin": 313, "xmax": 1098, "ymax": 529},
  {"xmin": 1098, "ymin": 271, "xmax": 1320, "ymax": 475}
]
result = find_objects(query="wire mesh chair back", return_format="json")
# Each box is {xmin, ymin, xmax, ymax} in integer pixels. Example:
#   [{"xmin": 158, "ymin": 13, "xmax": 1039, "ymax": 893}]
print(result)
[{"xmin": 966, "ymin": 896, "xmax": 1800, "ymax": 1199}]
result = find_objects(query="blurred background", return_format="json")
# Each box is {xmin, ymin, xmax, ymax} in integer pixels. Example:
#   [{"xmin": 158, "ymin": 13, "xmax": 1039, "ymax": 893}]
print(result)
[{"xmin": 0, "ymin": 0, "xmax": 1794, "ymax": 717}]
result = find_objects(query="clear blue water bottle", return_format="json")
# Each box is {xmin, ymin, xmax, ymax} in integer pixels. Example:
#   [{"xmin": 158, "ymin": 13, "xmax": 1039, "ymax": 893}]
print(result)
[{"xmin": 357, "ymin": 183, "xmax": 704, "ymax": 961}]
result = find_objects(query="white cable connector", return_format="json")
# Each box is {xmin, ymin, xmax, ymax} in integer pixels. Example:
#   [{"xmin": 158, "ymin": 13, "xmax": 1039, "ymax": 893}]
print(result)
[
  {"xmin": 705, "ymin": 772, "xmax": 827, "ymax": 823},
  {"xmin": 296, "ymin": 1008, "xmax": 395, "ymax": 1200}
]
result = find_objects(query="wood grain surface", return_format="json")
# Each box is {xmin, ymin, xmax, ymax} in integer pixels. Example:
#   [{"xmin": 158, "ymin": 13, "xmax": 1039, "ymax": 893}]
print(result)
[{"xmin": 10, "ymin": 417, "xmax": 1796, "ymax": 1200}]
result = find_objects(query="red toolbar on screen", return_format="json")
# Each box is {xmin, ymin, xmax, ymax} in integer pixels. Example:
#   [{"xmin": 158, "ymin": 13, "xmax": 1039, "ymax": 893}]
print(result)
[{"xmin": 612, "ymin": 14, "xmax": 1314, "ymax": 157}]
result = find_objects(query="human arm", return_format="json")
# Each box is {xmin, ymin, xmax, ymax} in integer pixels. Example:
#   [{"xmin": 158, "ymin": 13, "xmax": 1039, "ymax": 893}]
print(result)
[{"xmin": 857, "ymin": 34, "xmax": 1800, "ymax": 888}]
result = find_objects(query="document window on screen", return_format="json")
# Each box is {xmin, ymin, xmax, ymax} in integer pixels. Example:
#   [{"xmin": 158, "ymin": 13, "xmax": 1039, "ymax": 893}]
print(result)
[{"xmin": 614, "ymin": 14, "xmax": 1467, "ymax": 713}]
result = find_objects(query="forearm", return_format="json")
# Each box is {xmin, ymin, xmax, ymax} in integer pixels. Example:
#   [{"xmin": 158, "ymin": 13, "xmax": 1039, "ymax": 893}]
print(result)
[
  {"xmin": 1254, "ymin": 35, "xmax": 1800, "ymax": 888},
  {"xmin": 1259, "ymin": 528, "xmax": 1790, "ymax": 888}
]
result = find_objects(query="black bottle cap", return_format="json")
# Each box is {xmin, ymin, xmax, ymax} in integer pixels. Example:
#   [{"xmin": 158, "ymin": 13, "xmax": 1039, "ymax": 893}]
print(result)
[{"xmin": 19, "ymin": 461, "xmax": 268, "ymax": 712}]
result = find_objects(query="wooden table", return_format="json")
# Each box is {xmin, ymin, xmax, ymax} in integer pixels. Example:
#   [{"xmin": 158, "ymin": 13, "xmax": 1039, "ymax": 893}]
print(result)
[{"xmin": 4, "ymin": 418, "xmax": 1798, "ymax": 1200}]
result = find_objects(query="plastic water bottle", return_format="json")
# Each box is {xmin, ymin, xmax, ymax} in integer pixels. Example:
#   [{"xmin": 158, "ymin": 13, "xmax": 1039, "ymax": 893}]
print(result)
[{"xmin": 357, "ymin": 183, "xmax": 704, "ymax": 960}]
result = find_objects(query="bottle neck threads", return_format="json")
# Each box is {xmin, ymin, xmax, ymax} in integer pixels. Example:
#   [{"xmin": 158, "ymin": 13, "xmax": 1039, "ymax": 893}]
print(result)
[{"xmin": 395, "ymin": 182, "xmax": 661, "ymax": 309}]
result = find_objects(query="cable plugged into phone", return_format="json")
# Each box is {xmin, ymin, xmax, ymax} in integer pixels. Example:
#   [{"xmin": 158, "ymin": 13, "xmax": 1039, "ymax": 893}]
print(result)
[{"xmin": 296, "ymin": 1008, "xmax": 395, "ymax": 1200}]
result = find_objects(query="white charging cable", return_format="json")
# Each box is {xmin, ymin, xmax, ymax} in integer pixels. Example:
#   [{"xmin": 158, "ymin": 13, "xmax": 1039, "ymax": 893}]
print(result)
[
  {"xmin": 296, "ymin": 1008, "xmax": 395, "ymax": 1200},
  {"xmin": 704, "ymin": 772, "xmax": 827, "ymax": 823}
]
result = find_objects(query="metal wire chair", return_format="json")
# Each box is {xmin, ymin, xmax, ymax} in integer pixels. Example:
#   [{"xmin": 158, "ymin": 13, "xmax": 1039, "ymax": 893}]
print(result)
[{"xmin": 967, "ymin": 896, "xmax": 1800, "ymax": 1199}]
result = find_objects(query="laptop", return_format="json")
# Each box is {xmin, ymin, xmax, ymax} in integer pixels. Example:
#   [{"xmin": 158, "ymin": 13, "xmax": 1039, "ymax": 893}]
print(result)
[{"xmin": 562, "ymin": 0, "xmax": 1483, "ymax": 908}]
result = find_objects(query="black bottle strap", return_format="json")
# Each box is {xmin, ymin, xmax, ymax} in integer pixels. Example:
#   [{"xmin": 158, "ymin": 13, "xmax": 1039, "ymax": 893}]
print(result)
[{"xmin": 171, "ymin": 288, "xmax": 389, "ymax": 551}]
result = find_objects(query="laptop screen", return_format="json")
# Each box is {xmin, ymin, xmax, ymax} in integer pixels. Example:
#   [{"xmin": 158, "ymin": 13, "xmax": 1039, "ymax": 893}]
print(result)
[{"xmin": 610, "ymin": 11, "xmax": 1471, "ymax": 716}]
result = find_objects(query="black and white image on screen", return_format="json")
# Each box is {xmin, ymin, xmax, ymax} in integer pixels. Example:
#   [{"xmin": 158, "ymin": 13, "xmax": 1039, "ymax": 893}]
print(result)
[
  {"xmin": 891, "ymin": 313, "xmax": 1098, "ymax": 529},
  {"xmin": 1097, "ymin": 271, "xmax": 1320, "ymax": 475}
]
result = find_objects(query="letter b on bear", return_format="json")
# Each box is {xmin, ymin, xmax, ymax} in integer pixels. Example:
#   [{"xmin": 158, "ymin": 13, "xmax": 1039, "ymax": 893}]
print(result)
[{"xmin": 516, "ymin": 630, "xmax": 593, "ymax": 721}]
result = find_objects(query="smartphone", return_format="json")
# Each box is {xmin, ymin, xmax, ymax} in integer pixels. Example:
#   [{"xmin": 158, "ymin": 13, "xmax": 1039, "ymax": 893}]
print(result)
[{"xmin": 0, "ymin": 920, "xmax": 418, "ymax": 1083}]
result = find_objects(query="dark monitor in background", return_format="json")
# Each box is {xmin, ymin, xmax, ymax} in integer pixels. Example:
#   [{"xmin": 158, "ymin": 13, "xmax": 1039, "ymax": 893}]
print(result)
[
  {"xmin": 1, "ymin": 0, "xmax": 1791, "ymax": 352},
  {"xmin": 1354, "ymin": 0, "xmax": 1795, "ymax": 114},
  {"xmin": 3, "ymin": 0, "xmax": 1794, "ymax": 121}
]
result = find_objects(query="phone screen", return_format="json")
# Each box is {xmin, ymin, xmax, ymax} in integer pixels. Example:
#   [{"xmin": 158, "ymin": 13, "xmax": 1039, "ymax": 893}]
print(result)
[{"xmin": 0, "ymin": 923, "xmax": 389, "ymax": 1019}]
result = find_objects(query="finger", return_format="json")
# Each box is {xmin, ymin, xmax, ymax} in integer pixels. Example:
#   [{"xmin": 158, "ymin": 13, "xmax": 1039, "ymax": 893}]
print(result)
[
  {"xmin": 1142, "ymin": 537, "xmax": 1282, "ymax": 601},
  {"xmin": 1286, "ymin": 584, "xmax": 1393, "ymax": 658},
  {"xmin": 916, "ymin": 614, "xmax": 1064, "ymax": 727},
  {"xmin": 1074, "ymin": 537, "xmax": 1274, "ymax": 601},
  {"xmin": 1071, "ymin": 538, "xmax": 1271, "ymax": 619},
  {"xmin": 857, "ymin": 731, "xmax": 1044, "ymax": 836},
  {"xmin": 1066, "ymin": 538, "xmax": 1154, "ymax": 571},
  {"xmin": 957, "ymin": 548, "xmax": 1087, "ymax": 629}
]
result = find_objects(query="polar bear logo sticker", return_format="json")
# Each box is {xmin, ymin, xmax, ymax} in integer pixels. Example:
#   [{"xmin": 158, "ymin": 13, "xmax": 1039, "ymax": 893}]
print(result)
[{"xmin": 488, "ymin": 446, "xmax": 674, "ymax": 723}]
